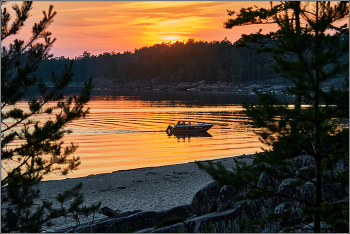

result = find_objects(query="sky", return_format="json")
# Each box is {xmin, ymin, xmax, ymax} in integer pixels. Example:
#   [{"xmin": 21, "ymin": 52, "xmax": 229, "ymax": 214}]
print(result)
[{"xmin": 1, "ymin": 1, "xmax": 292, "ymax": 58}]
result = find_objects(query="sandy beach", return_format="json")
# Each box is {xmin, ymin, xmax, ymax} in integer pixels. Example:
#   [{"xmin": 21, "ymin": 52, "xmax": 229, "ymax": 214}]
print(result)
[{"xmin": 28, "ymin": 154, "xmax": 255, "ymax": 232}]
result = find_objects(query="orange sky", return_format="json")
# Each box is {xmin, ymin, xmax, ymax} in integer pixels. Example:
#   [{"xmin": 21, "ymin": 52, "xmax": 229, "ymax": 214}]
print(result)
[{"xmin": 2, "ymin": 1, "xmax": 280, "ymax": 58}]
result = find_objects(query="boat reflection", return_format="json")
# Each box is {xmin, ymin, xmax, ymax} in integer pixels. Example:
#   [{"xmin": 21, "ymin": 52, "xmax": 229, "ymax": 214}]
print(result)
[{"xmin": 167, "ymin": 131, "xmax": 212, "ymax": 141}]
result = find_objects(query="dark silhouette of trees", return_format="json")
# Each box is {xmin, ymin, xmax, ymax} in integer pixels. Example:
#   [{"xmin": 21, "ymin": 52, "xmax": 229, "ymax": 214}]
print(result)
[
  {"xmin": 197, "ymin": 1, "xmax": 349, "ymax": 233},
  {"xmin": 1, "ymin": 2, "xmax": 100, "ymax": 232},
  {"xmin": 33, "ymin": 38, "xmax": 276, "ymax": 85}
]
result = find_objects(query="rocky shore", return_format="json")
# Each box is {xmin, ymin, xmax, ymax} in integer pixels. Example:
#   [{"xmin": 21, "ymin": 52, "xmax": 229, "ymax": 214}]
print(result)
[
  {"xmin": 91, "ymin": 76, "xmax": 347, "ymax": 94},
  {"xmin": 30, "ymin": 154, "xmax": 254, "ymax": 232},
  {"xmin": 34, "ymin": 151, "xmax": 348, "ymax": 233}
]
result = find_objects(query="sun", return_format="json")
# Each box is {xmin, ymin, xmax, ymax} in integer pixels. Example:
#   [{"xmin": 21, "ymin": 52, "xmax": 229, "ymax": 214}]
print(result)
[
  {"xmin": 161, "ymin": 35, "xmax": 182, "ymax": 44},
  {"xmin": 165, "ymin": 40, "xmax": 177, "ymax": 45}
]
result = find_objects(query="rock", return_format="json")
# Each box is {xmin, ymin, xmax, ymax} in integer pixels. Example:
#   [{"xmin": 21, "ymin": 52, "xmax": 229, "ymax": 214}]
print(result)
[
  {"xmin": 191, "ymin": 181, "xmax": 221, "ymax": 215},
  {"xmin": 300, "ymin": 180, "xmax": 346, "ymax": 204},
  {"xmin": 59, "ymin": 205, "xmax": 192, "ymax": 233},
  {"xmin": 216, "ymin": 185, "xmax": 243, "ymax": 212},
  {"xmin": 119, "ymin": 210, "xmax": 143, "ymax": 218},
  {"xmin": 175, "ymin": 82, "xmax": 193, "ymax": 91},
  {"xmin": 293, "ymin": 155, "xmax": 315, "ymax": 171},
  {"xmin": 134, "ymin": 227, "xmax": 155, "ymax": 233},
  {"xmin": 157, "ymin": 85, "xmax": 169, "ymax": 90},
  {"xmin": 274, "ymin": 201, "xmax": 303, "ymax": 227},
  {"xmin": 277, "ymin": 178, "xmax": 299, "ymax": 198},
  {"xmin": 261, "ymin": 222, "xmax": 282, "ymax": 233},
  {"xmin": 187, "ymin": 88, "xmax": 200, "ymax": 91},
  {"xmin": 257, "ymin": 172, "xmax": 279, "ymax": 191},
  {"xmin": 150, "ymin": 76, "xmax": 161, "ymax": 84},
  {"xmin": 99, "ymin": 207, "xmax": 120, "ymax": 217},
  {"xmin": 60, "ymin": 211, "xmax": 162, "ymax": 233},
  {"xmin": 300, "ymin": 181, "xmax": 315, "ymax": 204},
  {"xmin": 157, "ymin": 204, "xmax": 193, "ymax": 220},
  {"xmin": 259, "ymin": 196, "xmax": 284, "ymax": 220},
  {"xmin": 197, "ymin": 84, "xmax": 207, "ymax": 91},
  {"xmin": 300, "ymin": 222, "xmax": 335, "ymax": 233},
  {"xmin": 208, "ymin": 84, "xmax": 219, "ymax": 90},
  {"xmin": 335, "ymin": 158, "xmax": 349, "ymax": 170},
  {"xmin": 184, "ymin": 208, "xmax": 243, "ymax": 233},
  {"xmin": 296, "ymin": 166, "xmax": 315, "ymax": 181},
  {"xmin": 151, "ymin": 222, "xmax": 188, "ymax": 233}
]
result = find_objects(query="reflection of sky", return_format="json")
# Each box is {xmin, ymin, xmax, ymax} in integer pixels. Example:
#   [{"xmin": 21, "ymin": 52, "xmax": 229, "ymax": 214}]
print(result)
[{"xmin": 2, "ymin": 98, "xmax": 265, "ymax": 181}]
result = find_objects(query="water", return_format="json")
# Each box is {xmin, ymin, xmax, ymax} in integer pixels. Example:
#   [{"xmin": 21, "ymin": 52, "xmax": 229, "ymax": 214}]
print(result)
[{"xmin": 2, "ymin": 90, "xmax": 268, "ymax": 181}]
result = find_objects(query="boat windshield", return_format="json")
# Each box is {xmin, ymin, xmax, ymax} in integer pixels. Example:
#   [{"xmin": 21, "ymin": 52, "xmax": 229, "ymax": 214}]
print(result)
[{"xmin": 176, "ymin": 121, "xmax": 194, "ymax": 126}]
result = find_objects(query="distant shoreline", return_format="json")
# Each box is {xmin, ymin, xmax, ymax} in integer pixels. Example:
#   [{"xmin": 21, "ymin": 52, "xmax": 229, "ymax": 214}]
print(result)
[{"xmin": 91, "ymin": 76, "xmax": 345, "ymax": 94}]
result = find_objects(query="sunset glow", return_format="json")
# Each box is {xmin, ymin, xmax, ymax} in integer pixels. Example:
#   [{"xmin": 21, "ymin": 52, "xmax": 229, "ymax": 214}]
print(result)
[
  {"xmin": 2, "ymin": 1, "xmax": 280, "ymax": 58},
  {"xmin": 4, "ymin": 1, "xmax": 347, "ymax": 59}
]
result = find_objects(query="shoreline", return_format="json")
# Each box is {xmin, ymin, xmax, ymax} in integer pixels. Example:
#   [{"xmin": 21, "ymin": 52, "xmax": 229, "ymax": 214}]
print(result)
[
  {"xmin": 31, "ymin": 154, "xmax": 255, "ymax": 232},
  {"xmin": 43, "ymin": 154, "xmax": 256, "ymax": 182}
]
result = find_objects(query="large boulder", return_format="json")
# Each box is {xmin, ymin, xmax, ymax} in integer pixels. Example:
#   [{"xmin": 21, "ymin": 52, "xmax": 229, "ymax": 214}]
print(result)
[
  {"xmin": 296, "ymin": 166, "xmax": 315, "ymax": 181},
  {"xmin": 216, "ymin": 185, "xmax": 245, "ymax": 212},
  {"xmin": 274, "ymin": 201, "xmax": 303, "ymax": 227},
  {"xmin": 157, "ymin": 204, "xmax": 193, "ymax": 219},
  {"xmin": 191, "ymin": 181, "xmax": 221, "ymax": 215},
  {"xmin": 335, "ymin": 158, "xmax": 349, "ymax": 170},
  {"xmin": 300, "ymin": 181, "xmax": 315, "ymax": 204},
  {"xmin": 63, "ymin": 205, "xmax": 193, "ymax": 233},
  {"xmin": 257, "ymin": 172, "xmax": 280, "ymax": 191},
  {"xmin": 300, "ymin": 180, "xmax": 346, "ymax": 204},
  {"xmin": 293, "ymin": 155, "xmax": 315, "ymax": 171},
  {"xmin": 184, "ymin": 208, "xmax": 243, "ymax": 233},
  {"xmin": 277, "ymin": 178, "xmax": 299, "ymax": 199},
  {"xmin": 71, "ymin": 211, "xmax": 162, "ymax": 233}
]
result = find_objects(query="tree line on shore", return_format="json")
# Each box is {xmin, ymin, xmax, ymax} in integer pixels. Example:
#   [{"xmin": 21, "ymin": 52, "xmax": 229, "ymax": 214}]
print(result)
[
  {"xmin": 36, "ymin": 32, "xmax": 348, "ymax": 86},
  {"xmin": 35, "ymin": 38, "xmax": 281, "ymax": 85}
]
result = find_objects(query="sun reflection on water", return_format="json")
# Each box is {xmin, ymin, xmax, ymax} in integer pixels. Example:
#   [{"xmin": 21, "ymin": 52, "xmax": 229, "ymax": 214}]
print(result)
[{"xmin": 2, "ymin": 98, "xmax": 264, "ymax": 181}]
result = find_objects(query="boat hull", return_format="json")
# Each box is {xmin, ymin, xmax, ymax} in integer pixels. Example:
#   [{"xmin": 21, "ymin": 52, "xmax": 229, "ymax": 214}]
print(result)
[{"xmin": 170, "ymin": 124, "xmax": 213, "ymax": 133}]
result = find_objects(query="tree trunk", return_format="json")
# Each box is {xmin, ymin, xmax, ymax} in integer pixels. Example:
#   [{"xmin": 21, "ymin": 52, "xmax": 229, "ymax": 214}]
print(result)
[{"xmin": 313, "ymin": 2, "xmax": 321, "ymax": 233}]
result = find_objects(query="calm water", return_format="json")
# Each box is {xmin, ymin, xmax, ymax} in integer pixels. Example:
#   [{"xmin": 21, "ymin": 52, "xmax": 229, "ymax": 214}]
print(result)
[{"xmin": 3, "ymin": 90, "xmax": 269, "ymax": 181}]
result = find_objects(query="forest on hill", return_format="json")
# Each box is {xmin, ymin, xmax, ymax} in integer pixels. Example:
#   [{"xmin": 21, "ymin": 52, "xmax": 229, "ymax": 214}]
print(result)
[
  {"xmin": 35, "ymin": 38, "xmax": 279, "ymax": 85},
  {"xmin": 35, "ymin": 35, "xmax": 348, "ymax": 86}
]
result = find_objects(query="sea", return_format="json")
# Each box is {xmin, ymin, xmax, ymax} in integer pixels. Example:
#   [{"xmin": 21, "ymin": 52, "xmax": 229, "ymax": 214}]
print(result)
[{"xmin": 2, "ymin": 89, "xmax": 282, "ymax": 181}]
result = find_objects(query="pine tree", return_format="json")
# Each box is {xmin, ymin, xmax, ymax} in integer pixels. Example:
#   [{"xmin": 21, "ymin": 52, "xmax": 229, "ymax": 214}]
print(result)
[
  {"xmin": 197, "ymin": 1, "xmax": 349, "ymax": 232},
  {"xmin": 1, "ymin": 2, "xmax": 100, "ymax": 232}
]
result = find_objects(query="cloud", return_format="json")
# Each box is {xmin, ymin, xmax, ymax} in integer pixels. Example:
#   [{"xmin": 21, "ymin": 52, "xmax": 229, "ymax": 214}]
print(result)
[{"xmin": 3, "ymin": 1, "xmax": 277, "ymax": 57}]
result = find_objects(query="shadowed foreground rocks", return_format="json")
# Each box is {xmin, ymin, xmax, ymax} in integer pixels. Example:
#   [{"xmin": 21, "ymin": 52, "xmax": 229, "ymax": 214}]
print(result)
[{"xmin": 55, "ymin": 154, "xmax": 348, "ymax": 233}]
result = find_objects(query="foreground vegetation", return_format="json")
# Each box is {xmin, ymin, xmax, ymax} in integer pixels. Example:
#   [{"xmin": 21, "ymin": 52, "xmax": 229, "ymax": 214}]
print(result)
[
  {"xmin": 198, "ymin": 1, "xmax": 349, "ymax": 232},
  {"xmin": 1, "ymin": 2, "xmax": 100, "ymax": 232}
]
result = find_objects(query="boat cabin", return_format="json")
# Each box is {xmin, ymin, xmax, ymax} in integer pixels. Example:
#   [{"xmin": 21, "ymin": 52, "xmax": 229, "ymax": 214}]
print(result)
[{"xmin": 176, "ymin": 121, "xmax": 192, "ymax": 126}]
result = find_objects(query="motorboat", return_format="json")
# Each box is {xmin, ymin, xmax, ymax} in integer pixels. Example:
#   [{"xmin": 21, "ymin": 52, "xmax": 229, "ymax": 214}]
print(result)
[{"xmin": 166, "ymin": 121, "xmax": 213, "ymax": 133}]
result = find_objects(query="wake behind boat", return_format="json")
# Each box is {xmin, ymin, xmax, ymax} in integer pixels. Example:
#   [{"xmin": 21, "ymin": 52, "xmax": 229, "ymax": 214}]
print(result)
[{"xmin": 166, "ymin": 121, "xmax": 213, "ymax": 133}]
